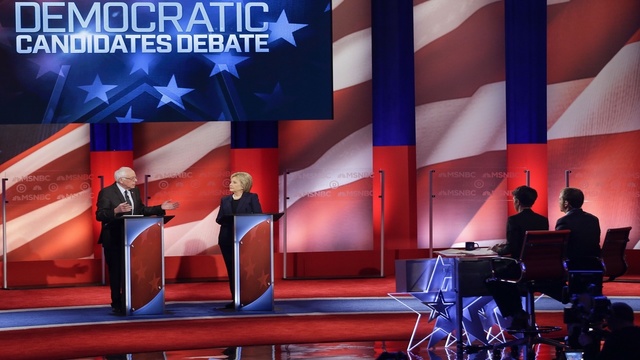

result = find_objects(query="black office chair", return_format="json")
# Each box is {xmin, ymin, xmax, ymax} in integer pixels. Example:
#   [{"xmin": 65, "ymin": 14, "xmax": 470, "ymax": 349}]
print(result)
[
  {"xmin": 489, "ymin": 230, "xmax": 572, "ymax": 360},
  {"xmin": 600, "ymin": 227, "xmax": 632, "ymax": 281}
]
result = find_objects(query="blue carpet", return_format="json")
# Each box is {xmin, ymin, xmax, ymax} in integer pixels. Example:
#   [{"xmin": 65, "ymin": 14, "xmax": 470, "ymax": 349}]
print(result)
[
  {"xmin": 2, "ymin": 295, "xmax": 638, "ymax": 331},
  {"xmin": 0, "ymin": 297, "xmax": 408, "ymax": 330}
]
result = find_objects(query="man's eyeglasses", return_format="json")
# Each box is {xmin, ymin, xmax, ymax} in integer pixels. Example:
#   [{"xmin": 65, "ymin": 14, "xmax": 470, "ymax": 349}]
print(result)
[{"xmin": 121, "ymin": 176, "xmax": 137, "ymax": 181}]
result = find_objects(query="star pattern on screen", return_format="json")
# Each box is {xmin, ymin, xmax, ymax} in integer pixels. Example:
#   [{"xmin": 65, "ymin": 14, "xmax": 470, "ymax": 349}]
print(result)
[
  {"xmin": 1, "ymin": 0, "xmax": 333, "ymax": 123},
  {"xmin": 206, "ymin": 53, "xmax": 250, "ymax": 78},
  {"xmin": 268, "ymin": 10, "xmax": 308, "ymax": 46},
  {"xmin": 78, "ymin": 75, "xmax": 118, "ymax": 104},
  {"xmin": 130, "ymin": 54, "xmax": 155, "ymax": 75},
  {"xmin": 154, "ymin": 75, "xmax": 195, "ymax": 109},
  {"xmin": 116, "ymin": 107, "xmax": 144, "ymax": 123},
  {"xmin": 30, "ymin": 55, "xmax": 65, "ymax": 79}
]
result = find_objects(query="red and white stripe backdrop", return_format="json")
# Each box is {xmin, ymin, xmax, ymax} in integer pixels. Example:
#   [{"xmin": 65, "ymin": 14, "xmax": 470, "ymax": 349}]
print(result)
[
  {"xmin": 277, "ymin": 0, "xmax": 374, "ymax": 253},
  {"xmin": 415, "ymin": 0, "xmax": 640, "ymax": 248},
  {"xmin": 132, "ymin": 122, "xmax": 231, "ymax": 256},
  {"xmin": 415, "ymin": 0, "xmax": 508, "ymax": 248},
  {"xmin": 0, "ymin": 125, "xmax": 94, "ymax": 260},
  {"xmin": 0, "ymin": 122, "xmax": 231, "ymax": 260},
  {"xmin": 1, "ymin": 0, "xmax": 638, "ymax": 262},
  {"xmin": 546, "ymin": 0, "xmax": 640, "ymax": 245}
]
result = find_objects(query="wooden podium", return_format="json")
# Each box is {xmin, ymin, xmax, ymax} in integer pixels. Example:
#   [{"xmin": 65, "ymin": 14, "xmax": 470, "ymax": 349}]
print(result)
[
  {"xmin": 122, "ymin": 215, "xmax": 173, "ymax": 315},
  {"xmin": 233, "ymin": 213, "xmax": 283, "ymax": 311}
]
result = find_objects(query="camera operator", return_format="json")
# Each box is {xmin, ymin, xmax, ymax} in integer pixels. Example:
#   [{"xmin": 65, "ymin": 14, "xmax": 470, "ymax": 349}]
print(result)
[
  {"xmin": 565, "ymin": 289, "xmax": 609, "ymax": 360},
  {"xmin": 596, "ymin": 302, "xmax": 640, "ymax": 359}
]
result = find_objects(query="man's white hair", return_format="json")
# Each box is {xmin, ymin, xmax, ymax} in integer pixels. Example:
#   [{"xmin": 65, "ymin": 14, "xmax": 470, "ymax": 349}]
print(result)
[{"xmin": 114, "ymin": 167, "xmax": 133, "ymax": 181}]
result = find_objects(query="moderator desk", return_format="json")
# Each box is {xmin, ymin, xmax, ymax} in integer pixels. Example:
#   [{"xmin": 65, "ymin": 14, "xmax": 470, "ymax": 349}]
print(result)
[{"xmin": 393, "ymin": 251, "xmax": 510, "ymax": 355}]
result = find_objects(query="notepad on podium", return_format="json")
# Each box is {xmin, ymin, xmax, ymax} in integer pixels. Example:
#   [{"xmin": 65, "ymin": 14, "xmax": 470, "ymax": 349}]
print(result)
[{"xmin": 436, "ymin": 247, "xmax": 496, "ymax": 257}]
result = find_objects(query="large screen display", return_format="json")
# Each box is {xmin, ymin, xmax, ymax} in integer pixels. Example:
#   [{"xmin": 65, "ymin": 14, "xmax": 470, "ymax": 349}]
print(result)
[{"xmin": 0, "ymin": 0, "xmax": 333, "ymax": 123}]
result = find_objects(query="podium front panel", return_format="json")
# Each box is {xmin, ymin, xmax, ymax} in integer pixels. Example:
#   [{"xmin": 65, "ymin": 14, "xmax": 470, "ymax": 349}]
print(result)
[
  {"xmin": 233, "ymin": 214, "xmax": 274, "ymax": 311},
  {"xmin": 124, "ymin": 216, "xmax": 165, "ymax": 315},
  {"xmin": 394, "ymin": 256, "xmax": 502, "ymax": 350}
]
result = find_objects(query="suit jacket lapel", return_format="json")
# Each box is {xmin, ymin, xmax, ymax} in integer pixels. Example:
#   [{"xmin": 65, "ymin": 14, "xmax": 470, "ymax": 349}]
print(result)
[
  {"xmin": 112, "ymin": 183, "xmax": 126, "ymax": 203},
  {"xmin": 222, "ymin": 196, "xmax": 232, "ymax": 213}
]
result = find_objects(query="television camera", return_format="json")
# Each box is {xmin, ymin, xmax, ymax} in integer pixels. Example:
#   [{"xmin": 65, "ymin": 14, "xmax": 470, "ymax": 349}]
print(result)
[{"xmin": 563, "ymin": 269, "xmax": 611, "ymax": 359}]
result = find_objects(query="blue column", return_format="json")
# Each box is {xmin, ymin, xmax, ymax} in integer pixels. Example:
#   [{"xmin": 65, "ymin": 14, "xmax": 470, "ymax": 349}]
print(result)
[
  {"xmin": 371, "ymin": 0, "xmax": 416, "ymax": 146},
  {"xmin": 371, "ymin": 0, "xmax": 417, "ymax": 249},
  {"xmin": 505, "ymin": 0, "xmax": 547, "ymax": 145},
  {"xmin": 231, "ymin": 121, "xmax": 278, "ymax": 149},
  {"xmin": 505, "ymin": 0, "xmax": 548, "ymax": 215},
  {"xmin": 90, "ymin": 123, "xmax": 133, "ymax": 151}
]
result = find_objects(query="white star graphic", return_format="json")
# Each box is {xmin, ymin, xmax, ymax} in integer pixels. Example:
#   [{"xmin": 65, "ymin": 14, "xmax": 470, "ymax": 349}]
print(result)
[
  {"xmin": 268, "ymin": 10, "xmax": 308, "ymax": 46},
  {"xmin": 426, "ymin": 255, "xmax": 453, "ymax": 293},
  {"xmin": 78, "ymin": 75, "xmax": 117, "ymax": 104},
  {"xmin": 424, "ymin": 290, "xmax": 455, "ymax": 321},
  {"xmin": 255, "ymin": 83, "xmax": 292, "ymax": 112},
  {"xmin": 154, "ymin": 75, "xmax": 194, "ymax": 109},
  {"xmin": 29, "ymin": 55, "xmax": 66, "ymax": 79},
  {"xmin": 116, "ymin": 107, "xmax": 144, "ymax": 123},
  {"xmin": 256, "ymin": 83, "xmax": 283, "ymax": 100},
  {"xmin": 130, "ymin": 55, "xmax": 154, "ymax": 75},
  {"xmin": 205, "ymin": 53, "xmax": 250, "ymax": 78}
]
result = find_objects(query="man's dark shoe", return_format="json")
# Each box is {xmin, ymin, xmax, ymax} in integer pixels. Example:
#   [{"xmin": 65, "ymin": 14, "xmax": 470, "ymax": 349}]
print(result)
[{"xmin": 111, "ymin": 307, "xmax": 125, "ymax": 315}]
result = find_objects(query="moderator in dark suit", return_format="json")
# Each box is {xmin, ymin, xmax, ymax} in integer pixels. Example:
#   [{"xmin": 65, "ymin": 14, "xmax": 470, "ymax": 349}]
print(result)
[
  {"xmin": 96, "ymin": 182, "xmax": 165, "ymax": 312},
  {"xmin": 555, "ymin": 187, "xmax": 601, "ymax": 270},
  {"xmin": 555, "ymin": 208, "xmax": 601, "ymax": 266},
  {"xmin": 215, "ymin": 191, "xmax": 262, "ymax": 300},
  {"xmin": 488, "ymin": 208, "xmax": 550, "ymax": 319},
  {"xmin": 487, "ymin": 185, "xmax": 550, "ymax": 326},
  {"xmin": 498, "ymin": 208, "xmax": 550, "ymax": 258}
]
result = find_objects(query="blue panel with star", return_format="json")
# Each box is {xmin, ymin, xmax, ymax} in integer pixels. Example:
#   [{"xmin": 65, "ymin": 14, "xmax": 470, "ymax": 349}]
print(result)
[
  {"xmin": 401, "ymin": 256, "xmax": 507, "ymax": 349},
  {"xmin": 0, "ymin": 0, "xmax": 333, "ymax": 123}
]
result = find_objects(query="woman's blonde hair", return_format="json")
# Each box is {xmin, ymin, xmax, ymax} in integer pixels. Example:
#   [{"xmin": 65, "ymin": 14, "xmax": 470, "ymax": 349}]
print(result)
[{"xmin": 231, "ymin": 172, "xmax": 253, "ymax": 192}]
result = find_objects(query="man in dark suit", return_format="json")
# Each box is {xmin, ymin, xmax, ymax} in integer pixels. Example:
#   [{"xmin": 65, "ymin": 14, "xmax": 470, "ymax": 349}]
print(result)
[
  {"xmin": 555, "ymin": 187, "xmax": 602, "ymax": 357},
  {"xmin": 487, "ymin": 185, "xmax": 549, "ymax": 330},
  {"xmin": 492, "ymin": 186, "xmax": 550, "ymax": 258},
  {"xmin": 216, "ymin": 171, "xmax": 262, "ymax": 308},
  {"xmin": 555, "ymin": 187, "xmax": 601, "ymax": 269},
  {"xmin": 96, "ymin": 166, "xmax": 179, "ymax": 314}
]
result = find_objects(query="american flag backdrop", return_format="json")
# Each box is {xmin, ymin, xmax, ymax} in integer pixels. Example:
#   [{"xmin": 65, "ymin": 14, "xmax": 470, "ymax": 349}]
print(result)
[
  {"xmin": 277, "ymin": 0, "xmax": 374, "ymax": 253},
  {"xmin": 132, "ymin": 121, "xmax": 231, "ymax": 257},
  {"xmin": 280, "ymin": 0, "xmax": 640, "ymax": 251},
  {"xmin": 414, "ymin": 0, "xmax": 509, "ymax": 248},
  {"xmin": 0, "ymin": 125, "xmax": 94, "ymax": 261},
  {"xmin": 413, "ymin": 0, "xmax": 640, "ymax": 248},
  {"xmin": 545, "ymin": 0, "xmax": 640, "ymax": 244},
  {"xmin": 1, "ymin": 0, "xmax": 639, "ymax": 276}
]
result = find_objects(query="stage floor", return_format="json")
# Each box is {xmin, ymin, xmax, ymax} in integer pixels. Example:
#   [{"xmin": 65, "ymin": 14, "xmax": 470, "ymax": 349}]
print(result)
[{"xmin": 2, "ymin": 277, "xmax": 639, "ymax": 359}]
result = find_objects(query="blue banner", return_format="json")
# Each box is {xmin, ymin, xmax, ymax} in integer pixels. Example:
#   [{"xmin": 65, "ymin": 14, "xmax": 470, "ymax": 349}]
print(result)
[{"xmin": 1, "ymin": 0, "xmax": 333, "ymax": 123}]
